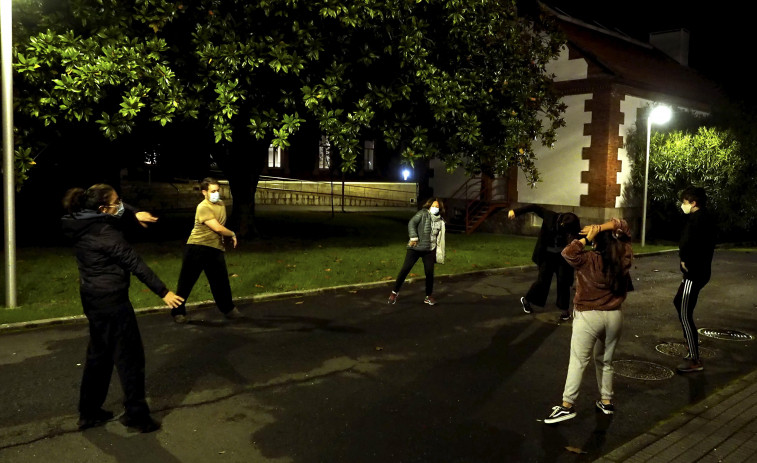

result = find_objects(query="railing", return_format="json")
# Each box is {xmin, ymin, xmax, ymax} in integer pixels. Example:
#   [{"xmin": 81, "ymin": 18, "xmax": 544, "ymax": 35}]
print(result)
[
  {"xmin": 256, "ymin": 175, "xmax": 417, "ymax": 206},
  {"xmin": 446, "ymin": 175, "xmax": 509, "ymax": 234}
]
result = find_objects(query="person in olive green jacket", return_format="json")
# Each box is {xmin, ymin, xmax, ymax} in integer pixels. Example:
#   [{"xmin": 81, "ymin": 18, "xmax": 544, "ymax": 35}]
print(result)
[
  {"xmin": 388, "ymin": 198, "xmax": 446, "ymax": 306},
  {"xmin": 172, "ymin": 178, "xmax": 241, "ymax": 323}
]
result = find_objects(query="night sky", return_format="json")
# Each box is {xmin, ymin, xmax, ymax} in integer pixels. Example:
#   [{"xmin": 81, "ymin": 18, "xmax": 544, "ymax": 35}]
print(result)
[{"xmin": 542, "ymin": 1, "xmax": 750, "ymax": 106}]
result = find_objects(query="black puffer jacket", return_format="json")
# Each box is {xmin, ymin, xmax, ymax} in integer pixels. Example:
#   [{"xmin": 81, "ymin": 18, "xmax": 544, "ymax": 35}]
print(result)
[{"xmin": 61, "ymin": 210, "xmax": 168, "ymax": 297}]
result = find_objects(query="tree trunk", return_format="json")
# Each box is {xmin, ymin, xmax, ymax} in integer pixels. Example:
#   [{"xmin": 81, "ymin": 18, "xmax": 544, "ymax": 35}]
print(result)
[{"xmin": 221, "ymin": 138, "xmax": 267, "ymax": 239}]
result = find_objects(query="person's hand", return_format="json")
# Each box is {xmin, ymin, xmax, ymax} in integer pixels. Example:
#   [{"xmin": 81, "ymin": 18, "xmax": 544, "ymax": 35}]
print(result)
[
  {"xmin": 231, "ymin": 235, "xmax": 238, "ymax": 249},
  {"xmin": 135, "ymin": 211, "xmax": 158, "ymax": 228},
  {"xmin": 584, "ymin": 224, "xmax": 601, "ymax": 243},
  {"xmin": 681, "ymin": 261, "xmax": 688, "ymax": 272},
  {"xmin": 163, "ymin": 291, "xmax": 184, "ymax": 308},
  {"xmin": 408, "ymin": 240, "xmax": 418, "ymax": 247},
  {"xmin": 508, "ymin": 210, "xmax": 515, "ymax": 220}
]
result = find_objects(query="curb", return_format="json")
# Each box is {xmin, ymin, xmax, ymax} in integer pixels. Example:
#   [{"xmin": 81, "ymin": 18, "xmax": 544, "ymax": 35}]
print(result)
[
  {"xmin": 594, "ymin": 369, "xmax": 757, "ymax": 462},
  {"xmin": 0, "ymin": 249, "xmax": 678, "ymax": 333}
]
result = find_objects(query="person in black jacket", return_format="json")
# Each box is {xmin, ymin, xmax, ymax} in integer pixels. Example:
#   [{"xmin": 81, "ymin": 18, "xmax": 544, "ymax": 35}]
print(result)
[
  {"xmin": 674, "ymin": 186, "xmax": 716, "ymax": 373},
  {"xmin": 62, "ymin": 184, "xmax": 183, "ymax": 433},
  {"xmin": 508, "ymin": 205, "xmax": 580, "ymax": 321},
  {"xmin": 388, "ymin": 198, "xmax": 446, "ymax": 306}
]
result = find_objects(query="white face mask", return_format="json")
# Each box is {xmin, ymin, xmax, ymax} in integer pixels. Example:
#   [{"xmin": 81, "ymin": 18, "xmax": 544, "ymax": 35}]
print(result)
[
  {"xmin": 209, "ymin": 191, "xmax": 221, "ymax": 203},
  {"xmin": 429, "ymin": 206, "xmax": 440, "ymax": 215},
  {"xmin": 681, "ymin": 203, "xmax": 692, "ymax": 214}
]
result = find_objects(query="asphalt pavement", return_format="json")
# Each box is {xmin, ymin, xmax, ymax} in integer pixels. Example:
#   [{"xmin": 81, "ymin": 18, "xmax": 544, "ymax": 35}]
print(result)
[{"xmin": 1, "ymin": 249, "xmax": 756, "ymax": 462}]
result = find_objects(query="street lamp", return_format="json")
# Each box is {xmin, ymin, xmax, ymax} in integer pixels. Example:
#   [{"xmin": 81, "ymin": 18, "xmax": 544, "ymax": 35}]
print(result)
[
  {"xmin": 1, "ymin": 0, "xmax": 17, "ymax": 308},
  {"xmin": 641, "ymin": 105, "xmax": 672, "ymax": 247}
]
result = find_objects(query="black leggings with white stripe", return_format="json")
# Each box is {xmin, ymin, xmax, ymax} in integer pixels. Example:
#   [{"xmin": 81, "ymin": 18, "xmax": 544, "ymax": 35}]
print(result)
[{"xmin": 673, "ymin": 277, "xmax": 708, "ymax": 361}]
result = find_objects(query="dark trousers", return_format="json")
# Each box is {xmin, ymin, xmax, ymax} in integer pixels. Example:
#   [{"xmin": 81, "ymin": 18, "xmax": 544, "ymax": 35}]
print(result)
[
  {"xmin": 526, "ymin": 252, "xmax": 574, "ymax": 311},
  {"xmin": 393, "ymin": 248, "xmax": 436, "ymax": 296},
  {"xmin": 79, "ymin": 291, "xmax": 150, "ymax": 420},
  {"xmin": 674, "ymin": 276, "xmax": 709, "ymax": 361},
  {"xmin": 173, "ymin": 244, "xmax": 234, "ymax": 316}
]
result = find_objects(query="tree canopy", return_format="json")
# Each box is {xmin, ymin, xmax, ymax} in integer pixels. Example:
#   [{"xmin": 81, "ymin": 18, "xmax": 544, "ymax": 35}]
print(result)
[{"xmin": 12, "ymin": 0, "xmax": 566, "ymax": 185}]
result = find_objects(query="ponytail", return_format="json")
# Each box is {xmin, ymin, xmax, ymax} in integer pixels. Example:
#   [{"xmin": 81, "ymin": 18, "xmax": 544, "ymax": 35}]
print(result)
[{"xmin": 62, "ymin": 184, "xmax": 116, "ymax": 214}]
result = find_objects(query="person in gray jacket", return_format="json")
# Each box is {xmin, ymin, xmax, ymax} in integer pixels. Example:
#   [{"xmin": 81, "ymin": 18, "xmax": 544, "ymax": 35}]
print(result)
[{"xmin": 388, "ymin": 198, "xmax": 446, "ymax": 305}]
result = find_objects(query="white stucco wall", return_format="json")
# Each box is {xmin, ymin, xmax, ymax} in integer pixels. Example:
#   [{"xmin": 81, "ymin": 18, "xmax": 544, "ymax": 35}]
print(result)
[
  {"xmin": 545, "ymin": 46, "xmax": 588, "ymax": 82},
  {"xmin": 617, "ymin": 95, "xmax": 654, "ymax": 207},
  {"xmin": 429, "ymin": 159, "xmax": 473, "ymax": 198},
  {"xmin": 517, "ymin": 93, "xmax": 592, "ymax": 206}
]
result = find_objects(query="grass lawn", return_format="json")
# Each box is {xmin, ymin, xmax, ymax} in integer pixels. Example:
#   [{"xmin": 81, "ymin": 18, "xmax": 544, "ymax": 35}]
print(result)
[{"xmin": 0, "ymin": 210, "xmax": 677, "ymax": 325}]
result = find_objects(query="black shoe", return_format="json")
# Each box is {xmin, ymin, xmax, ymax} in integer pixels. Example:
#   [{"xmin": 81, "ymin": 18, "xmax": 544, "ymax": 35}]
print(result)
[
  {"xmin": 544, "ymin": 405, "xmax": 576, "ymax": 424},
  {"xmin": 559, "ymin": 311, "xmax": 571, "ymax": 321},
  {"xmin": 595, "ymin": 400, "xmax": 615, "ymax": 415},
  {"xmin": 224, "ymin": 307, "xmax": 243, "ymax": 320},
  {"xmin": 677, "ymin": 359, "xmax": 704, "ymax": 373},
  {"xmin": 77, "ymin": 408, "xmax": 114, "ymax": 430},
  {"xmin": 388, "ymin": 291, "xmax": 398, "ymax": 304},
  {"xmin": 520, "ymin": 297, "xmax": 533, "ymax": 314},
  {"xmin": 173, "ymin": 314, "xmax": 187, "ymax": 324},
  {"xmin": 120, "ymin": 415, "xmax": 162, "ymax": 433}
]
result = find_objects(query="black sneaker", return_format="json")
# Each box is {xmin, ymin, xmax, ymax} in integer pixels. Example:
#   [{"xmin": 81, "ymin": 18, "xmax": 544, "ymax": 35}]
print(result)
[
  {"xmin": 595, "ymin": 400, "xmax": 615, "ymax": 415},
  {"xmin": 119, "ymin": 415, "xmax": 162, "ymax": 433},
  {"xmin": 424, "ymin": 295, "xmax": 437, "ymax": 306},
  {"xmin": 224, "ymin": 307, "xmax": 243, "ymax": 320},
  {"xmin": 544, "ymin": 405, "xmax": 576, "ymax": 424},
  {"xmin": 388, "ymin": 291, "xmax": 398, "ymax": 304},
  {"xmin": 677, "ymin": 359, "xmax": 704, "ymax": 373},
  {"xmin": 520, "ymin": 297, "xmax": 533, "ymax": 314},
  {"xmin": 173, "ymin": 314, "xmax": 187, "ymax": 324},
  {"xmin": 77, "ymin": 408, "xmax": 114, "ymax": 430},
  {"xmin": 559, "ymin": 311, "xmax": 571, "ymax": 321}
]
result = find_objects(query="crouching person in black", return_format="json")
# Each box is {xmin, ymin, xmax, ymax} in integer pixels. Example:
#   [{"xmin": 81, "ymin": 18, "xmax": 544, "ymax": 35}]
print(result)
[
  {"xmin": 508, "ymin": 205, "xmax": 581, "ymax": 321},
  {"xmin": 62, "ymin": 184, "xmax": 184, "ymax": 433}
]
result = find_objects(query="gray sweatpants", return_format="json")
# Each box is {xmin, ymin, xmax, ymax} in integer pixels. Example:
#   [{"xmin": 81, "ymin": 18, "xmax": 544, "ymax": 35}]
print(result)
[{"xmin": 562, "ymin": 309, "xmax": 623, "ymax": 405}]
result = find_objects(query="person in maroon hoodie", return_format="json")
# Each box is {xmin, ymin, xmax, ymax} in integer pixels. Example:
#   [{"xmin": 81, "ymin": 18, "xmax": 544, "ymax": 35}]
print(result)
[{"xmin": 544, "ymin": 218, "xmax": 633, "ymax": 424}]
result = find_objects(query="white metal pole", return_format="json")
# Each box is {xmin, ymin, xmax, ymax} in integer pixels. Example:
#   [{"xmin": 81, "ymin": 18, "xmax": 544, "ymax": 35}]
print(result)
[
  {"xmin": 1, "ymin": 1, "xmax": 16, "ymax": 308},
  {"xmin": 2, "ymin": 0, "xmax": 17, "ymax": 308},
  {"xmin": 641, "ymin": 117, "xmax": 652, "ymax": 248},
  {"xmin": 1, "ymin": 0, "xmax": 17, "ymax": 307}
]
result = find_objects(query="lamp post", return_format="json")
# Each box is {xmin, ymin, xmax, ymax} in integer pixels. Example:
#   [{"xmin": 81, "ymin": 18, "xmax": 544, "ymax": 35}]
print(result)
[
  {"xmin": 641, "ymin": 105, "xmax": 672, "ymax": 247},
  {"xmin": 1, "ymin": 0, "xmax": 17, "ymax": 308}
]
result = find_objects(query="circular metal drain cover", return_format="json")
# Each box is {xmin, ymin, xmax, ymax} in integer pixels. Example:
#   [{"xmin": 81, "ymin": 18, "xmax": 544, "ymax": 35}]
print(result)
[
  {"xmin": 612, "ymin": 360, "xmax": 674, "ymax": 380},
  {"xmin": 655, "ymin": 342, "xmax": 717, "ymax": 359},
  {"xmin": 698, "ymin": 328, "xmax": 753, "ymax": 341}
]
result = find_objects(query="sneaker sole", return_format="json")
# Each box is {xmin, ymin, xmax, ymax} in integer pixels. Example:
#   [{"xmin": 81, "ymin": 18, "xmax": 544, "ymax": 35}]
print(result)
[
  {"xmin": 544, "ymin": 413, "xmax": 576, "ymax": 424},
  {"xmin": 520, "ymin": 298, "xmax": 532, "ymax": 314},
  {"xmin": 677, "ymin": 367, "xmax": 704, "ymax": 373}
]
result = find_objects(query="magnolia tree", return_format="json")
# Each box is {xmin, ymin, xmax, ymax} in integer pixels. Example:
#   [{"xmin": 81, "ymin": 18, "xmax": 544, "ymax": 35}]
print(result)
[
  {"xmin": 12, "ymin": 0, "xmax": 566, "ymax": 234},
  {"xmin": 626, "ymin": 111, "xmax": 754, "ymax": 240}
]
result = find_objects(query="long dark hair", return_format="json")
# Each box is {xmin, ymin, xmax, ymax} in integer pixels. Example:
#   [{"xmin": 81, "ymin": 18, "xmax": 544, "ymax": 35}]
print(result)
[
  {"xmin": 556, "ymin": 212, "xmax": 581, "ymax": 246},
  {"xmin": 62, "ymin": 184, "xmax": 115, "ymax": 214},
  {"xmin": 593, "ymin": 230, "xmax": 631, "ymax": 295}
]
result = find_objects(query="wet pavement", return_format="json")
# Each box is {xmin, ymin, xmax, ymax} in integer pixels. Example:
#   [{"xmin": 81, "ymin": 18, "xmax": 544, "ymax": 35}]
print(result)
[{"xmin": 1, "ymin": 249, "xmax": 756, "ymax": 462}]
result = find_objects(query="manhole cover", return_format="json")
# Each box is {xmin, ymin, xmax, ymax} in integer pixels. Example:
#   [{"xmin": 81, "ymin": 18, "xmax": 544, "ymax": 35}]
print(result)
[
  {"xmin": 612, "ymin": 360, "xmax": 674, "ymax": 380},
  {"xmin": 655, "ymin": 342, "xmax": 717, "ymax": 359},
  {"xmin": 698, "ymin": 328, "xmax": 753, "ymax": 341}
]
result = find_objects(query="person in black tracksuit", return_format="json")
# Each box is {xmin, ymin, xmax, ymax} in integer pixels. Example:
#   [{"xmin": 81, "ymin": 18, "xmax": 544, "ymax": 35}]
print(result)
[
  {"xmin": 62, "ymin": 184, "xmax": 183, "ymax": 432},
  {"xmin": 508, "ymin": 205, "xmax": 581, "ymax": 320},
  {"xmin": 674, "ymin": 186, "xmax": 716, "ymax": 373}
]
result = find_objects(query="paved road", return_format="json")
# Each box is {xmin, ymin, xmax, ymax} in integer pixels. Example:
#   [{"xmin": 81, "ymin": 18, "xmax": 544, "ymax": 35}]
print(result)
[{"xmin": 1, "ymin": 250, "xmax": 756, "ymax": 462}]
